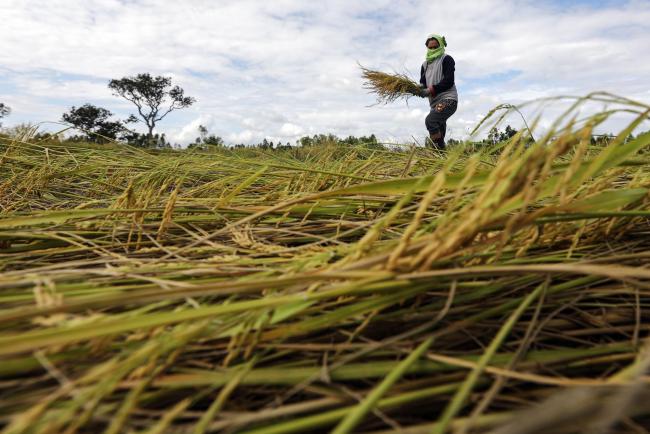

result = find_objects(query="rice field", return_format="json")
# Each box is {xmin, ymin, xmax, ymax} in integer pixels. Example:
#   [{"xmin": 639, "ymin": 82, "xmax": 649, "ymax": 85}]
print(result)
[{"xmin": 1, "ymin": 93, "xmax": 650, "ymax": 433}]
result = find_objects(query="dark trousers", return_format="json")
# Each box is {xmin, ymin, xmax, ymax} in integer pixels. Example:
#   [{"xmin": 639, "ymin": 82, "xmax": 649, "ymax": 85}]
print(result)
[{"xmin": 425, "ymin": 99, "xmax": 458, "ymax": 148}]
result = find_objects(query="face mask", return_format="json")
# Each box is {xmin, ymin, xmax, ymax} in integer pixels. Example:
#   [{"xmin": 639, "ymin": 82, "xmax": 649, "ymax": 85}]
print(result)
[{"xmin": 425, "ymin": 34, "xmax": 446, "ymax": 62}]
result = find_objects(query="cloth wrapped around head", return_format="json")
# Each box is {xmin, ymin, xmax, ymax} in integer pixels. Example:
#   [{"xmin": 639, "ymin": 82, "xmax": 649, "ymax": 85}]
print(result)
[{"xmin": 425, "ymin": 33, "xmax": 447, "ymax": 62}]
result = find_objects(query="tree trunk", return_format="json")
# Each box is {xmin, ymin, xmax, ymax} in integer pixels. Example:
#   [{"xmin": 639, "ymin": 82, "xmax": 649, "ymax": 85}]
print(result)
[{"xmin": 147, "ymin": 124, "xmax": 155, "ymax": 147}]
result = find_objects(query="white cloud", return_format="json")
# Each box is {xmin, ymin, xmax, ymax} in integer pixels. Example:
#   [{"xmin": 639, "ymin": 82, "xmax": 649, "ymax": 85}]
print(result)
[
  {"xmin": 1, "ymin": 0, "xmax": 649, "ymax": 144},
  {"xmin": 172, "ymin": 116, "xmax": 209, "ymax": 144},
  {"xmin": 227, "ymin": 129, "xmax": 258, "ymax": 144},
  {"xmin": 279, "ymin": 122, "xmax": 304, "ymax": 137}
]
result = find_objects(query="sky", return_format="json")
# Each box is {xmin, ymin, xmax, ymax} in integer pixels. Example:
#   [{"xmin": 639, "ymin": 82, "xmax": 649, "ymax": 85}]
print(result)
[{"xmin": 1, "ymin": 0, "xmax": 649, "ymax": 146}]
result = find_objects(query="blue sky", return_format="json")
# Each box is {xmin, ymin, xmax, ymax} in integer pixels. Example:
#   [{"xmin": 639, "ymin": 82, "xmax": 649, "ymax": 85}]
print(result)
[{"xmin": 1, "ymin": 0, "xmax": 649, "ymax": 145}]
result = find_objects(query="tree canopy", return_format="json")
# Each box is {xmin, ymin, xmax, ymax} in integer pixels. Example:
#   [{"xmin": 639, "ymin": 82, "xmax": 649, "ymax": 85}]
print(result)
[
  {"xmin": 61, "ymin": 104, "xmax": 125, "ymax": 143},
  {"xmin": 108, "ymin": 73, "xmax": 195, "ymax": 142}
]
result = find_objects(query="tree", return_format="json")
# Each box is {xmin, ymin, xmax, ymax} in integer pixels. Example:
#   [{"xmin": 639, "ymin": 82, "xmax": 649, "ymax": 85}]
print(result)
[
  {"xmin": 197, "ymin": 124, "xmax": 224, "ymax": 147},
  {"xmin": 198, "ymin": 124, "xmax": 208, "ymax": 142},
  {"xmin": 0, "ymin": 103, "xmax": 10, "ymax": 127},
  {"xmin": 487, "ymin": 127, "xmax": 500, "ymax": 144},
  {"xmin": 258, "ymin": 138, "xmax": 272, "ymax": 149},
  {"xmin": 298, "ymin": 136, "xmax": 313, "ymax": 147},
  {"xmin": 61, "ymin": 104, "xmax": 125, "ymax": 143},
  {"xmin": 108, "ymin": 73, "xmax": 195, "ymax": 142},
  {"xmin": 189, "ymin": 124, "xmax": 225, "ymax": 150},
  {"xmin": 121, "ymin": 131, "xmax": 171, "ymax": 148},
  {"xmin": 499, "ymin": 125, "xmax": 518, "ymax": 141},
  {"xmin": 486, "ymin": 125, "xmax": 518, "ymax": 144},
  {"xmin": 203, "ymin": 135, "xmax": 224, "ymax": 147}
]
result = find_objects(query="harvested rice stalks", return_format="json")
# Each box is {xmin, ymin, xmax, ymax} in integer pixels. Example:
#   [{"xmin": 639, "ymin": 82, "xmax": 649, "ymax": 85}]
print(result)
[{"xmin": 360, "ymin": 65, "xmax": 422, "ymax": 104}]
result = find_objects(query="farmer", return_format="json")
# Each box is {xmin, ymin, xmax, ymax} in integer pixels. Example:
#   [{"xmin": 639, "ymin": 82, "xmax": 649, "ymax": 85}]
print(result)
[{"xmin": 419, "ymin": 33, "xmax": 458, "ymax": 149}]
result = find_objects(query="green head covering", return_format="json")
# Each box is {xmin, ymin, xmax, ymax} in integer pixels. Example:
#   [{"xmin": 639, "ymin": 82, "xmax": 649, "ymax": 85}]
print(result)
[{"xmin": 425, "ymin": 33, "xmax": 447, "ymax": 63}]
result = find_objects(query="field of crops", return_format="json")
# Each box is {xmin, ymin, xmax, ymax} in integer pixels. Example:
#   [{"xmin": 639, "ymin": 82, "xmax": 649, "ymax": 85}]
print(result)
[{"xmin": 2, "ymin": 93, "xmax": 650, "ymax": 433}]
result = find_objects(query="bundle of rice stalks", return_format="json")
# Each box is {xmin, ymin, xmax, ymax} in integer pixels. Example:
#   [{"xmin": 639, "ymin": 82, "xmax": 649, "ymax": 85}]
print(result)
[{"xmin": 360, "ymin": 65, "xmax": 422, "ymax": 104}]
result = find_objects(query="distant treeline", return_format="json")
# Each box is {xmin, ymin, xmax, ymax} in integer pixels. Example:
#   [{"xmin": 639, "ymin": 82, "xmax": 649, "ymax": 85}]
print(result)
[{"xmin": 1, "ymin": 73, "xmax": 643, "ymax": 151}]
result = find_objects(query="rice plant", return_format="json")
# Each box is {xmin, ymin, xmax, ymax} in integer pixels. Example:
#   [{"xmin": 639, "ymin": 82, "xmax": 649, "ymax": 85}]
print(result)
[{"xmin": 1, "ymin": 93, "xmax": 650, "ymax": 433}]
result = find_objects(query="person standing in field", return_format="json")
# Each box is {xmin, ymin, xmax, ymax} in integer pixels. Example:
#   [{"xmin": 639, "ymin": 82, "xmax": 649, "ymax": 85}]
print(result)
[{"xmin": 419, "ymin": 33, "xmax": 458, "ymax": 149}]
